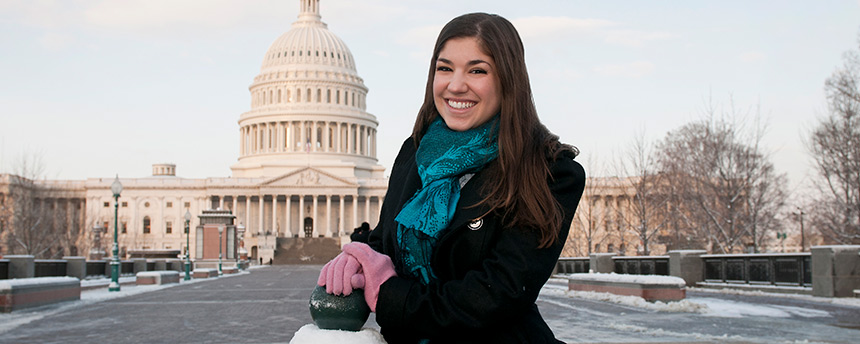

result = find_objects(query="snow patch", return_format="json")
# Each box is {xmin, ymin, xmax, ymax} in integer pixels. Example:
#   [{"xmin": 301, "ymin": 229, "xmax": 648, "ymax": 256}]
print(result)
[{"xmin": 289, "ymin": 324, "xmax": 386, "ymax": 344}]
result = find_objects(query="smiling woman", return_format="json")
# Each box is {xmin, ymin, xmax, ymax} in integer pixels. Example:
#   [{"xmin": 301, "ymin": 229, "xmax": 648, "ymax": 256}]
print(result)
[{"xmin": 318, "ymin": 12, "xmax": 586, "ymax": 344}]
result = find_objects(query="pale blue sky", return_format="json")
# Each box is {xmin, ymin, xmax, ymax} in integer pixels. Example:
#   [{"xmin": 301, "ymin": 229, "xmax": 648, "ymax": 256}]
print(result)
[{"xmin": 1, "ymin": 0, "xmax": 859, "ymax": 195}]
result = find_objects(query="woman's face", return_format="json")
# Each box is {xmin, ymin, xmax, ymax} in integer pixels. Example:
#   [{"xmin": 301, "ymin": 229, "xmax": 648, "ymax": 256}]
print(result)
[{"xmin": 433, "ymin": 37, "xmax": 502, "ymax": 132}]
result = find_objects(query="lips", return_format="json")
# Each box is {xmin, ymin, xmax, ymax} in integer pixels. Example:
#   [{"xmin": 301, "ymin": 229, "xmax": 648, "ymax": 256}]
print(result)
[{"xmin": 447, "ymin": 99, "xmax": 476, "ymax": 110}]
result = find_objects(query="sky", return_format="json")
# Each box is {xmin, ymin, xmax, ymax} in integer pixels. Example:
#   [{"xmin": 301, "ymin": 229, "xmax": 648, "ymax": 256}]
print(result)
[{"xmin": 1, "ymin": 0, "xmax": 859, "ymax": 196}]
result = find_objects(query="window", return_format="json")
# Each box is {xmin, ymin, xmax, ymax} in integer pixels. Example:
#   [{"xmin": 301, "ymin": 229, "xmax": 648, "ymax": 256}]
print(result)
[
  {"xmin": 121, "ymin": 222, "xmax": 127, "ymax": 234},
  {"xmin": 103, "ymin": 202, "xmax": 109, "ymax": 208},
  {"xmin": 608, "ymin": 243, "xmax": 615, "ymax": 252},
  {"xmin": 122, "ymin": 202, "xmax": 127, "ymax": 207},
  {"xmin": 166, "ymin": 202, "xmax": 173, "ymax": 208},
  {"xmin": 103, "ymin": 221, "xmax": 109, "ymax": 231},
  {"xmin": 184, "ymin": 202, "xmax": 190, "ymax": 208},
  {"xmin": 166, "ymin": 221, "xmax": 172, "ymax": 234},
  {"xmin": 594, "ymin": 244, "xmax": 600, "ymax": 253},
  {"xmin": 143, "ymin": 216, "xmax": 151, "ymax": 234}
]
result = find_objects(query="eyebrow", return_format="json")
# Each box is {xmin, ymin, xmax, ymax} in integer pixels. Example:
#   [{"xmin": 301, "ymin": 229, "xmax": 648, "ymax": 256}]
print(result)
[{"xmin": 437, "ymin": 57, "xmax": 491, "ymax": 66}]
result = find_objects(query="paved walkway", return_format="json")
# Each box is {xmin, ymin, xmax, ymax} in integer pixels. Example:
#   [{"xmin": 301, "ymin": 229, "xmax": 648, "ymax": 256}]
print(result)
[{"xmin": 0, "ymin": 265, "xmax": 858, "ymax": 343}]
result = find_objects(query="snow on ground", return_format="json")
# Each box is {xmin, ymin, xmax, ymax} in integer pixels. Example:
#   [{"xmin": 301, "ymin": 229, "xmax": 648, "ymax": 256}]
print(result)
[
  {"xmin": 543, "ymin": 277, "xmax": 847, "ymax": 318},
  {"xmin": 0, "ymin": 270, "xmax": 251, "ymax": 335},
  {"xmin": 289, "ymin": 324, "xmax": 386, "ymax": 344},
  {"xmin": 689, "ymin": 286, "xmax": 860, "ymax": 308},
  {"xmin": 563, "ymin": 272, "xmax": 686, "ymax": 286},
  {"xmin": 540, "ymin": 281, "xmax": 708, "ymax": 313}
]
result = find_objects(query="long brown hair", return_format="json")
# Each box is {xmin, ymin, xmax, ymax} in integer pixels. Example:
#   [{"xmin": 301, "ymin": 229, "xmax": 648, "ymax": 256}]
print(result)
[{"xmin": 412, "ymin": 13, "xmax": 578, "ymax": 248}]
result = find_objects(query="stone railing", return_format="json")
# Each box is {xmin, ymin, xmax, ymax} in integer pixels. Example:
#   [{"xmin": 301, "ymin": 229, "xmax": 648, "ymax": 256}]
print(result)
[
  {"xmin": 0, "ymin": 255, "xmax": 248, "ymax": 281},
  {"xmin": 556, "ymin": 245, "xmax": 860, "ymax": 298}
]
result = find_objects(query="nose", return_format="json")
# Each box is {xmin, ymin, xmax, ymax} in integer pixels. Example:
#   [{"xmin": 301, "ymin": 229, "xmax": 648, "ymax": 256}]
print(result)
[{"xmin": 447, "ymin": 72, "xmax": 468, "ymax": 93}]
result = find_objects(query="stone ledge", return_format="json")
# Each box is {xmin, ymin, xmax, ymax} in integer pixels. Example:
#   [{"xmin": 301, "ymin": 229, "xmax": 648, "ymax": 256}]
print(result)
[
  {"xmin": 0, "ymin": 277, "xmax": 81, "ymax": 312},
  {"xmin": 222, "ymin": 267, "xmax": 238, "ymax": 274},
  {"xmin": 136, "ymin": 271, "xmax": 180, "ymax": 285},
  {"xmin": 192, "ymin": 268, "xmax": 218, "ymax": 279},
  {"xmin": 565, "ymin": 273, "xmax": 686, "ymax": 302}
]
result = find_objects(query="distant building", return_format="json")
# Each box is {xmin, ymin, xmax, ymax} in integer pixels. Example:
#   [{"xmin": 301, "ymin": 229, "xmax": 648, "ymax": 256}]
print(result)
[{"xmin": 0, "ymin": 0, "xmax": 386, "ymax": 263}]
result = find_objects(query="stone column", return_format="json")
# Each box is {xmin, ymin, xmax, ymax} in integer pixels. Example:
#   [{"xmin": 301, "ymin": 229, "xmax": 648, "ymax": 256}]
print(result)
[
  {"xmin": 219, "ymin": 196, "xmax": 224, "ymax": 210},
  {"xmin": 132, "ymin": 258, "xmax": 147, "ymax": 273},
  {"xmin": 312, "ymin": 195, "xmax": 319, "ymax": 237},
  {"xmin": 299, "ymin": 195, "xmax": 305, "ymax": 236},
  {"xmin": 347, "ymin": 123, "xmax": 352, "ymax": 154},
  {"xmin": 245, "ymin": 196, "xmax": 251, "ymax": 229},
  {"xmin": 812, "ymin": 245, "xmax": 860, "ymax": 297},
  {"xmin": 6, "ymin": 255, "xmax": 35, "ymax": 279},
  {"xmin": 364, "ymin": 196, "xmax": 371, "ymax": 225},
  {"xmin": 339, "ymin": 195, "xmax": 345, "ymax": 236},
  {"xmin": 352, "ymin": 195, "xmax": 358, "ymax": 230},
  {"xmin": 232, "ymin": 196, "xmax": 238, "ymax": 214},
  {"xmin": 326, "ymin": 195, "xmax": 332, "ymax": 237},
  {"xmin": 272, "ymin": 195, "xmax": 279, "ymax": 236},
  {"xmin": 300, "ymin": 121, "xmax": 307, "ymax": 152},
  {"xmin": 258, "ymin": 195, "xmax": 265, "ymax": 235},
  {"xmin": 64, "ymin": 256, "xmax": 86, "ymax": 280},
  {"xmin": 589, "ymin": 253, "xmax": 616, "ymax": 274},
  {"xmin": 668, "ymin": 250, "xmax": 707, "ymax": 287},
  {"xmin": 285, "ymin": 195, "xmax": 292, "ymax": 237}
]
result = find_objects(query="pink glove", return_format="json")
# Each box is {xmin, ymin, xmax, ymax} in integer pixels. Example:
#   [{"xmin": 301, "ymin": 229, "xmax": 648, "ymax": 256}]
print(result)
[
  {"xmin": 317, "ymin": 252, "xmax": 363, "ymax": 296},
  {"xmin": 341, "ymin": 242, "xmax": 396, "ymax": 312}
]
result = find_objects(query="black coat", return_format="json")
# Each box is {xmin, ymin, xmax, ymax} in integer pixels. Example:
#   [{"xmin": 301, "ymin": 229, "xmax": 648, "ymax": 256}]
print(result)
[{"xmin": 368, "ymin": 137, "xmax": 586, "ymax": 343}]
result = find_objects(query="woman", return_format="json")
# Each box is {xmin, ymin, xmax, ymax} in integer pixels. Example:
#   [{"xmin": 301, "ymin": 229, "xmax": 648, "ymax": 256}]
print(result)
[{"xmin": 318, "ymin": 12, "xmax": 585, "ymax": 343}]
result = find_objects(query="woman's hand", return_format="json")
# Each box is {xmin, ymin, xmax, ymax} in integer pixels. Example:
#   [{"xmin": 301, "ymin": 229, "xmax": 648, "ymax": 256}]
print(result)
[
  {"xmin": 341, "ymin": 242, "xmax": 397, "ymax": 312},
  {"xmin": 316, "ymin": 252, "xmax": 363, "ymax": 296}
]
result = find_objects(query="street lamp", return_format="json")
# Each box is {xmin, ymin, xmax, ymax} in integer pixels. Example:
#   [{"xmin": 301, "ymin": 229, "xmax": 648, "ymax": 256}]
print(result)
[
  {"xmin": 218, "ymin": 224, "xmax": 224, "ymax": 276},
  {"xmin": 109, "ymin": 175, "xmax": 122, "ymax": 292},
  {"xmin": 184, "ymin": 210, "xmax": 192, "ymax": 281}
]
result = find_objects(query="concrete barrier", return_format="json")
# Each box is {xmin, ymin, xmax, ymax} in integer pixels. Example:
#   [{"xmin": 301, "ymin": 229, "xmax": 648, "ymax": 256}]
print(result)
[
  {"xmin": 136, "ymin": 271, "xmax": 180, "ymax": 285},
  {"xmin": 63, "ymin": 256, "xmax": 86, "ymax": 280},
  {"xmin": 566, "ymin": 273, "xmax": 686, "ymax": 302},
  {"xmin": 5, "ymin": 255, "xmax": 35, "ymax": 279},
  {"xmin": 0, "ymin": 276, "xmax": 81, "ymax": 312},
  {"xmin": 222, "ymin": 267, "xmax": 239, "ymax": 274},
  {"xmin": 192, "ymin": 268, "xmax": 218, "ymax": 279}
]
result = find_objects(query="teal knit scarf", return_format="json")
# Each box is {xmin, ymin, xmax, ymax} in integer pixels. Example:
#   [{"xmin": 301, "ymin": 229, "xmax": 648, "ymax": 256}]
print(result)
[{"xmin": 395, "ymin": 116, "xmax": 499, "ymax": 284}]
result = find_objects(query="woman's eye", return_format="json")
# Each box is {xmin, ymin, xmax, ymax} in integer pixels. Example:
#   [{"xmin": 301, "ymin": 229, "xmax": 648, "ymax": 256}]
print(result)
[
  {"xmin": 436, "ymin": 66, "xmax": 452, "ymax": 72},
  {"xmin": 470, "ymin": 69, "xmax": 487, "ymax": 74}
]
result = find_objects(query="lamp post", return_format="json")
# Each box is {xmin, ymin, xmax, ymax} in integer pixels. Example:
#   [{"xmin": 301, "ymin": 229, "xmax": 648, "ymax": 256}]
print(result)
[
  {"xmin": 109, "ymin": 175, "xmax": 122, "ymax": 292},
  {"xmin": 184, "ymin": 210, "xmax": 192, "ymax": 281},
  {"xmin": 218, "ymin": 224, "xmax": 224, "ymax": 276},
  {"xmin": 796, "ymin": 207, "xmax": 806, "ymax": 252}
]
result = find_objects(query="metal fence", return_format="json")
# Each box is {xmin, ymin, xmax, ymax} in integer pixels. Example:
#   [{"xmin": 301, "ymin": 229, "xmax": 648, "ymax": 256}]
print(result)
[
  {"xmin": 556, "ymin": 257, "xmax": 590, "ymax": 274},
  {"xmin": 0, "ymin": 259, "xmax": 8, "ymax": 280},
  {"xmin": 702, "ymin": 253, "xmax": 811, "ymax": 287},
  {"xmin": 34, "ymin": 259, "xmax": 67, "ymax": 277},
  {"xmin": 121, "ymin": 261, "xmax": 134, "ymax": 275},
  {"xmin": 86, "ymin": 261, "xmax": 107, "ymax": 277},
  {"xmin": 613, "ymin": 256, "xmax": 670, "ymax": 275}
]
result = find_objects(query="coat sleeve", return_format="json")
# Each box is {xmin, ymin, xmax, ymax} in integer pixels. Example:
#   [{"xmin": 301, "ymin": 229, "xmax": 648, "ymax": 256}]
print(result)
[{"xmin": 375, "ymin": 155, "xmax": 586, "ymax": 335}]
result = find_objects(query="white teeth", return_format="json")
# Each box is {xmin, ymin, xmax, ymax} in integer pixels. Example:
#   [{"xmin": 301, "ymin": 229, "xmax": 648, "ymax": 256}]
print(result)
[{"xmin": 448, "ymin": 100, "xmax": 476, "ymax": 109}]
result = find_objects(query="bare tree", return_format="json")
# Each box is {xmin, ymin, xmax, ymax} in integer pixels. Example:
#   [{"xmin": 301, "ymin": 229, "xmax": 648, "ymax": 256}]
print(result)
[
  {"xmin": 615, "ymin": 130, "xmax": 672, "ymax": 255},
  {"xmin": 657, "ymin": 99, "xmax": 787, "ymax": 253},
  {"xmin": 5, "ymin": 154, "xmax": 64, "ymax": 258},
  {"xmin": 563, "ymin": 155, "xmax": 609, "ymax": 257},
  {"xmin": 807, "ymin": 35, "xmax": 860, "ymax": 244}
]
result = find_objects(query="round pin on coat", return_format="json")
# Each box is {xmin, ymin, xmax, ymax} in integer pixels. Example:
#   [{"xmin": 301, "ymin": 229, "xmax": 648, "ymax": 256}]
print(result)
[{"xmin": 468, "ymin": 218, "xmax": 483, "ymax": 230}]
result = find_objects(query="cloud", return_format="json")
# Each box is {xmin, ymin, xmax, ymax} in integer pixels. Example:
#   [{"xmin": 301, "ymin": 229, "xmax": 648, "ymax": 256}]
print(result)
[
  {"xmin": 593, "ymin": 61, "xmax": 656, "ymax": 78},
  {"xmin": 603, "ymin": 30, "xmax": 678, "ymax": 47},
  {"xmin": 39, "ymin": 32, "xmax": 75, "ymax": 51},
  {"xmin": 512, "ymin": 16, "xmax": 616, "ymax": 41},
  {"xmin": 739, "ymin": 51, "xmax": 766, "ymax": 63}
]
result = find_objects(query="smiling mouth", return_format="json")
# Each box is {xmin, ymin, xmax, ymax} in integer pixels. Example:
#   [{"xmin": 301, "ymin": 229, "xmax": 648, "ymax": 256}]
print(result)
[{"xmin": 447, "ymin": 99, "xmax": 476, "ymax": 110}]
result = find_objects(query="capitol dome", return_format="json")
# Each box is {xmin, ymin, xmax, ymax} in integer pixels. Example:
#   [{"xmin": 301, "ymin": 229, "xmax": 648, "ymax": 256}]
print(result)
[{"xmin": 232, "ymin": 0, "xmax": 383, "ymax": 181}]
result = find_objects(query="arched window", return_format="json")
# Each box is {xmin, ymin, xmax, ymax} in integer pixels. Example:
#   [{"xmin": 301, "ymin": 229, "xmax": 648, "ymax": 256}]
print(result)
[
  {"xmin": 297, "ymin": 88, "xmax": 301, "ymax": 102},
  {"xmin": 287, "ymin": 89, "xmax": 292, "ymax": 103},
  {"xmin": 278, "ymin": 89, "xmax": 282, "ymax": 103},
  {"xmin": 317, "ymin": 89, "xmax": 321, "ymax": 103},
  {"xmin": 306, "ymin": 88, "xmax": 311, "ymax": 102},
  {"xmin": 326, "ymin": 89, "xmax": 331, "ymax": 103},
  {"xmin": 143, "ymin": 216, "xmax": 151, "ymax": 234},
  {"xmin": 336, "ymin": 90, "xmax": 341, "ymax": 104}
]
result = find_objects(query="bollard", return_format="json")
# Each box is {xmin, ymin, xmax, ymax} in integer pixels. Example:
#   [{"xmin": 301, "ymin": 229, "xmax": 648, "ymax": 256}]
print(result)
[{"xmin": 308, "ymin": 286, "xmax": 370, "ymax": 331}]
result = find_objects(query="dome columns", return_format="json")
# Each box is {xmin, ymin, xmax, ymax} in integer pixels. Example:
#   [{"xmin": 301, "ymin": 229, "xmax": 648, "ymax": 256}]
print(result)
[{"xmin": 238, "ymin": 120, "xmax": 377, "ymax": 159}]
